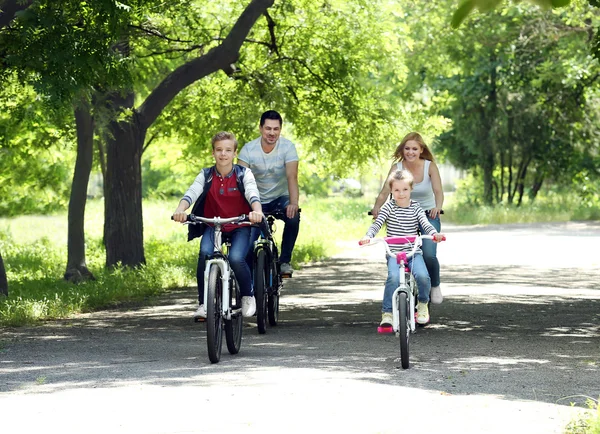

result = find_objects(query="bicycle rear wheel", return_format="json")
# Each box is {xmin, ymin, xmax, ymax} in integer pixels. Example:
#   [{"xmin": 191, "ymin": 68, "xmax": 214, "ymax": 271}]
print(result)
[
  {"xmin": 254, "ymin": 249, "xmax": 268, "ymax": 334},
  {"xmin": 398, "ymin": 291, "xmax": 410, "ymax": 369},
  {"xmin": 206, "ymin": 264, "xmax": 223, "ymax": 364},
  {"xmin": 268, "ymin": 260, "xmax": 280, "ymax": 326},
  {"xmin": 225, "ymin": 276, "xmax": 243, "ymax": 354}
]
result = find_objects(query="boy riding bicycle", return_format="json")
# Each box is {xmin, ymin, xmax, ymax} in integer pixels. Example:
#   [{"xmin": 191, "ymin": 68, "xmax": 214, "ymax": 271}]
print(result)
[
  {"xmin": 361, "ymin": 170, "xmax": 445, "ymax": 327},
  {"xmin": 172, "ymin": 131, "xmax": 264, "ymax": 320}
]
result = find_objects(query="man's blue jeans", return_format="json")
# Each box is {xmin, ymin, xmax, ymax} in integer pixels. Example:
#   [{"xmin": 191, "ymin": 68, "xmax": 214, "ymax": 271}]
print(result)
[
  {"xmin": 420, "ymin": 212, "xmax": 441, "ymax": 287},
  {"xmin": 197, "ymin": 225, "xmax": 253, "ymax": 304},
  {"xmin": 250, "ymin": 195, "xmax": 300, "ymax": 264},
  {"xmin": 382, "ymin": 252, "xmax": 430, "ymax": 312}
]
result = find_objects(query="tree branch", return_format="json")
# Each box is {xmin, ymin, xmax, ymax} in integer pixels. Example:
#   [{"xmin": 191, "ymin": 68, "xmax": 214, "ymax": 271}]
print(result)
[
  {"xmin": 0, "ymin": 0, "xmax": 33, "ymax": 30},
  {"xmin": 137, "ymin": 0, "xmax": 275, "ymax": 130}
]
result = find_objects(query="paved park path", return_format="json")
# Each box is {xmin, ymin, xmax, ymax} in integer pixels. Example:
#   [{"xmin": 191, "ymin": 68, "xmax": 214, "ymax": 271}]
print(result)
[{"xmin": 1, "ymin": 221, "xmax": 599, "ymax": 433}]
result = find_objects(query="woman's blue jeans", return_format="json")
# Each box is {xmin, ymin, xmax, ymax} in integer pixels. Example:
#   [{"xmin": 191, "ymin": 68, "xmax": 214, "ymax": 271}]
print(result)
[
  {"xmin": 420, "ymin": 212, "xmax": 441, "ymax": 287},
  {"xmin": 196, "ymin": 225, "xmax": 253, "ymax": 304},
  {"xmin": 382, "ymin": 252, "xmax": 431, "ymax": 312}
]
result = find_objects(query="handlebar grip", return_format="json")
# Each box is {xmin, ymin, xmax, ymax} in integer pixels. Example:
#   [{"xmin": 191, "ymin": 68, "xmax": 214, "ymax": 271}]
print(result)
[{"xmin": 171, "ymin": 214, "xmax": 194, "ymax": 222}]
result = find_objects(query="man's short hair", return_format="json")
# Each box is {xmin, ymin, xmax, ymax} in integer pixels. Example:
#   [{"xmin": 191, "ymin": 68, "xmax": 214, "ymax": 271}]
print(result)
[{"xmin": 260, "ymin": 110, "xmax": 283, "ymax": 127}]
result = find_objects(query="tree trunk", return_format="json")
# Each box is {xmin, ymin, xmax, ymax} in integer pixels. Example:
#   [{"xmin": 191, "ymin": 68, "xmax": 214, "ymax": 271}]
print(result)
[
  {"xmin": 64, "ymin": 98, "xmax": 96, "ymax": 283},
  {"xmin": 104, "ymin": 91, "xmax": 146, "ymax": 268},
  {"xmin": 529, "ymin": 173, "xmax": 545, "ymax": 203},
  {"xmin": 481, "ymin": 54, "xmax": 497, "ymax": 206},
  {"xmin": 0, "ymin": 250, "xmax": 7, "ymax": 296}
]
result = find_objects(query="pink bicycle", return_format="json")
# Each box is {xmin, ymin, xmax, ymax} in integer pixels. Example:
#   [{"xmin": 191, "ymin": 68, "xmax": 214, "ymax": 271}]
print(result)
[{"xmin": 359, "ymin": 235, "xmax": 445, "ymax": 369}]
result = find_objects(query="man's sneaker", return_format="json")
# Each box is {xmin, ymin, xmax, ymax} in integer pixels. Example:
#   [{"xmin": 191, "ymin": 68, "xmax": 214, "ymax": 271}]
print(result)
[
  {"xmin": 242, "ymin": 296, "xmax": 256, "ymax": 317},
  {"xmin": 416, "ymin": 302, "xmax": 430, "ymax": 325},
  {"xmin": 280, "ymin": 263, "xmax": 293, "ymax": 275},
  {"xmin": 193, "ymin": 304, "xmax": 207, "ymax": 320},
  {"xmin": 430, "ymin": 286, "xmax": 443, "ymax": 304},
  {"xmin": 380, "ymin": 312, "xmax": 393, "ymax": 327}
]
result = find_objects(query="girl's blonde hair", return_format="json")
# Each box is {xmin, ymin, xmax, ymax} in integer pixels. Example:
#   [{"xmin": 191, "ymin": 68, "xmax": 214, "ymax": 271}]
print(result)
[
  {"xmin": 392, "ymin": 132, "xmax": 435, "ymax": 162},
  {"xmin": 387, "ymin": 169, "xmax": 414, "ymax": 190}
]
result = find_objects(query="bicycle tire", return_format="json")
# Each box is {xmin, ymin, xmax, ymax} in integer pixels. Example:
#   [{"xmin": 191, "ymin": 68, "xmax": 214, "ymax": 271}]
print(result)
[
  {"xmin": 225, "ymin": 276, "xmax": 243, "ymax": 354},
  {"xmin": 398, "ymin": 291, "xmax": 410, "ymax": 369},
  {"xmin": 254, "ymin": 249, "xmax": 268, "ymax": 334},
  {"xmin": 206, "ymin": 264, "xmax": 223, "ymax": 364},
  {"xmin": 268, "ymin": 260, "xmax": 280, "ymax": 326}
]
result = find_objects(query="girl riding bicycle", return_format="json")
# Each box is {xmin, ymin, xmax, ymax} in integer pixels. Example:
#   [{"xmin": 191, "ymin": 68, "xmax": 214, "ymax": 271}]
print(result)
[
  {"xmin": 172, "ymin": 131, "xmax": 264, "ymax": 320},
  {"xmin": 361, "ymin": 169, "xmax": 445, "ymax": 328}
]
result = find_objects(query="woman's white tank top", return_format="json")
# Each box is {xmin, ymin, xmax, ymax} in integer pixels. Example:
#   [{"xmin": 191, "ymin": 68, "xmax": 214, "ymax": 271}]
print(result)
[{"xmin": 396, "ymin": 160, "xmax": 436, "ymax": 210}]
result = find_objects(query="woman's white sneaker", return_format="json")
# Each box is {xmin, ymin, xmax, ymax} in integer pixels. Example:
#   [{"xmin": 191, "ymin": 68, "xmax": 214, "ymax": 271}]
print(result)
[
  {"xmin": 193, "ymin": 304, "xmax": 207, "ymax": 319},
  {"xmin": 430, "ymin": 286, "xmax": 443, "ymax": 304}
]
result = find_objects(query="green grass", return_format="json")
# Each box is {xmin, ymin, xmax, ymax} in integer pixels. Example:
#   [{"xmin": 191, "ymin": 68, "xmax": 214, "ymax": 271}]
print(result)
[
  {"xmin": 565, "ymin": 397, "xmax": 600, "ymax": 434},
  {"xmin": 0, "ymin": 197, "xmax": 373, "ymax": 326},
  {"xmin": 1, "ymin": 192, "xmax": 598, "ymax": 326},
  {"xmin": 444, "ymin": 191, "xmax": 600, "ymax": 225}
]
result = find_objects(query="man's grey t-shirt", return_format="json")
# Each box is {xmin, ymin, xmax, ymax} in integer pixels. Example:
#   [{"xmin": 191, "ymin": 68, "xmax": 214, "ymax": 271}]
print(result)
[{"xmin": 238, "ymin": 137, "xmax": 299, "ymax": 203}]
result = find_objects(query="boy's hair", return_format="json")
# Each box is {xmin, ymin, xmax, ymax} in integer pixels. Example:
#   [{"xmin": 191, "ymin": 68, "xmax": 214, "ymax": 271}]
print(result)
[
  {"xmin": 387, "ymin": 169, "xmax": 414, "ymax": 190},
  {"xmin": 260, "ymin": 110, "xmax": 283, "ymax": 127},
  {"xmin": 393, "ymin": 132, "xmax": 435, "ymax": 162},
  {"xmin": 211, "ymin": 131, "xmax": 238, "ymax": 150}
]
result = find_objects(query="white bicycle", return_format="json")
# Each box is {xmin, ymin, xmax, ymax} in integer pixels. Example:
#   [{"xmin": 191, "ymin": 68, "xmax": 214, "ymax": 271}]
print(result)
[
  {"xmin": 360, "ymin": 235, "xmax": 444, "ymax": 369},
  {"xmin": 180, "ymin": 214, "xmax": 250, "ymax": 363}
]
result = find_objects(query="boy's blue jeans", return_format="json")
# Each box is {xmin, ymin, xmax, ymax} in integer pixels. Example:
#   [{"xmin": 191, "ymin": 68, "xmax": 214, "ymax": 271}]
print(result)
[
  {"xmin": 420, "ymin": 213, "xmax": 441, "ymax": 287},
  {"xmin": 197, "ymin": 225, "xmax": 253, "ymax": 304},
  {"xmin": 249, "ymin": 195, "xmax": 300, "ymax": 264},
  {"xmin": 382, "ymin": 252, "xmax": 431, "ymax": 313}
]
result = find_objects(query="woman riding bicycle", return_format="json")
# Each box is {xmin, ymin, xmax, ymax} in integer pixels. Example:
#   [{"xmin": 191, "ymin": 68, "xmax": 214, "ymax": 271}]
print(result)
[
  {"xmin": 371, "ymin": 132, "xmax": 445, "ymax": 304},
  {"xmin": 172, "ymin": 131, "xmax": 264, "ymax": 320},
  {"xmin": 362, "ymin": 170, "xmax": 444, "ymax": 328}
]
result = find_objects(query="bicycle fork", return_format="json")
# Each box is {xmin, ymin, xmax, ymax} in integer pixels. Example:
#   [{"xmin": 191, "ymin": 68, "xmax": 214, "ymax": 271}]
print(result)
[
  {"xmin": 203, "ymin": 258, "xmax": 233, "ymax": 321},
  {"xmin": 391, "ymin": 271, "xmax": 416, "ymax": 335}
]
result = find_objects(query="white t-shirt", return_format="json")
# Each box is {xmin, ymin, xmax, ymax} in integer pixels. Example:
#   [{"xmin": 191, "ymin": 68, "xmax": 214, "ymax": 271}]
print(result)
[{"xmin": 238, "ymin": 137, "xmax": 299, "ymax": 203}]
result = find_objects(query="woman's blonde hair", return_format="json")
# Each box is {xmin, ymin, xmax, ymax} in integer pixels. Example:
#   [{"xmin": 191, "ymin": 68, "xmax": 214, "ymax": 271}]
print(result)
[
  {"xmin": 387, "ymin": 169, "xmax": 414, "ymax": 190},
  {"xmin": 392, "ymin": 132, "xmax": 435, "ymax": 162}
]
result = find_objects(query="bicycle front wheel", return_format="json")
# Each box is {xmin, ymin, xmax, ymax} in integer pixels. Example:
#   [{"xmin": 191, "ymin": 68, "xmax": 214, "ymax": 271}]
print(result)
[
  {"xmin": 206, "ymin": 264, "xmax": 223, "ymax": 364},
  {"xmin": 268, "ymin": 260, "xmax": 280, "ymax": 326},
  {"xmin": 225, "ymin": 277, "xmax": 243, "ymax": 354},
  {"xmin": 398, "ymin": 291, "xmax": 410, "ymax": 369},
  {"xmin": 254, "ymin": 249, "xmax": 268, "ymax": 334}
]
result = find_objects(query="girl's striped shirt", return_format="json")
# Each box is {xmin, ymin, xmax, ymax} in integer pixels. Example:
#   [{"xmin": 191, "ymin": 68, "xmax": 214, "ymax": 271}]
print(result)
[{"xmin": 366, "ymin": 199, "xmax": 437, "ymax": 253}]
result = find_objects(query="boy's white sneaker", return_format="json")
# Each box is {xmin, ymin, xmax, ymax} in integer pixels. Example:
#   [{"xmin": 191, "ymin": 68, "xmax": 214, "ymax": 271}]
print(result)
[{"xmin": 430, "ymin": 286, "xmax": 443, "ymax": 304}]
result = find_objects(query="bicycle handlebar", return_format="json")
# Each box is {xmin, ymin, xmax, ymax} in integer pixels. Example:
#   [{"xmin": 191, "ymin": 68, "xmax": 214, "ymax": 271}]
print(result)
[
  {"xmin": 359, "ymin": 235, "xmax": 446, "ymax": 260},
  {"xmin": 264, "ymin": 208, "xmax": 302, "ymax": 219},
  {"xmin": 367, "ymin": 210, "xmax": 444, "ymax": 216},
  {"xmin": 171, "ymin": 214, "xmax": 249, "ymax": 225}
]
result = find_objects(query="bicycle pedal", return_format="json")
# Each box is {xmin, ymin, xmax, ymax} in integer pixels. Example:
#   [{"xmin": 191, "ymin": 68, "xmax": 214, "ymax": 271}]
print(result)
[
  {"xmin": 280, "ymin": 272, "xmax": 292, "ymax": 278},
  {"xmin": 193, "ymin": 317, "xmax": 206, "ymax": 323},
  {"xmin": 377, "ymin": 326, "xmax": 393, "ymax": 334}
]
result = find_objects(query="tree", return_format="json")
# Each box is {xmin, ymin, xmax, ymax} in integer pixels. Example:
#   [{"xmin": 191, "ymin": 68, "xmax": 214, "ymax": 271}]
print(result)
[
  {"xmin": 0, "ymin": 250, "xmax": 7, "ymax": 296},
  {"xmin": 401, "ymin": 1, "xmax": 600, "ymax": 205}
]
